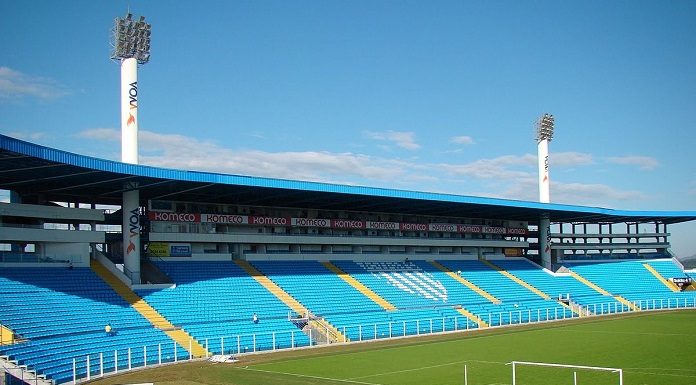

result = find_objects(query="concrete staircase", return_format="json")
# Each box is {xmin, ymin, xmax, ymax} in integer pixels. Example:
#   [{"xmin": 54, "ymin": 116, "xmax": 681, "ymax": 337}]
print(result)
[
  {"xmin": 454, "ymin": 307, "xmax": 488, "ymax": 328},
  {"xmin": 0, "ymin": 325, "xmax": 15, "ymax": 345},
  {"xmin": 1, "ymin": 355, "xmax": 53, "ymax": 385},
  {"xmin": 642, "ymin": 263, "xmax": 680, "ymax": 292}
]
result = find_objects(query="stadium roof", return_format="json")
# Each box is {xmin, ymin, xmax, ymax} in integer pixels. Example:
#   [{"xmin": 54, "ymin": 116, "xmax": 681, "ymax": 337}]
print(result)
[{"xmin": 1, "ymin": 134, "xmax": 695, "ymax": 225}]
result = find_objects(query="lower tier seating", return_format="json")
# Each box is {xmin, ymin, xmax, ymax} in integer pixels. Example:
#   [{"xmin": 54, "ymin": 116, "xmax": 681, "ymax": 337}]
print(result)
[{"xmin": 0, "ymin": 268, "xmax": 184, "ymax": 383}]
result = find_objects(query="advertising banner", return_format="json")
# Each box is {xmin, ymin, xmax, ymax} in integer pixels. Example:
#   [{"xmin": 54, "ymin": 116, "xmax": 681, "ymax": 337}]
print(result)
[
  {"xmin": 147, "ymin": 210, "xmax": 527, "ymax": 235},
  {"xmin": 146, "ymin": 242, "xmax": 192, "ymax": 257}
]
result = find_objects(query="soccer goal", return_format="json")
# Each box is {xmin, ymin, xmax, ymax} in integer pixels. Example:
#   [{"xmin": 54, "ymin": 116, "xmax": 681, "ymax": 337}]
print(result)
[{"xmin": 510, "ymin": 361, "xmax": 623, "ymax": 385}]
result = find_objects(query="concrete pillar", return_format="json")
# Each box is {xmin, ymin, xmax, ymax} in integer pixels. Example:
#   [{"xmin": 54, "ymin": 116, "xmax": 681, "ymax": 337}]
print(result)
[
  {"xmin": 123, "ymin": 183, "xmax": 140, "ymax": 284},
  {"xmin": 539, "ymin": 214, "xmax": 552, "ymax": 270}
]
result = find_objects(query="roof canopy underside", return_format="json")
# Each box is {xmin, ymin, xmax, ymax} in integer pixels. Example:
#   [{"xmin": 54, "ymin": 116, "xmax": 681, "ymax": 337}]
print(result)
[{"xmin": 1, "ymin": 135, "xmax": 695, "ymax": 225}]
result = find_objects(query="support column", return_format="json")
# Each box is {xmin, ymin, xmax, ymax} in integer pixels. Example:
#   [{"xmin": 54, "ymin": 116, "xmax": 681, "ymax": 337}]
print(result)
[
  {"xmin": 123, "ymin": 183, "xmax": 141, "ymax": 284},
  {"xmin": 539, "ymin": 214, "xmax": 552, "ymax": 270}
]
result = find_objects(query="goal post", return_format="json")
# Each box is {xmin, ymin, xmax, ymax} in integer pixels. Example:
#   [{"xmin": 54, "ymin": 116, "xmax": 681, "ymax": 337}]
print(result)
[{"xmin": 510, "ymin": 361, "xmax": 623, "ymax": 385}]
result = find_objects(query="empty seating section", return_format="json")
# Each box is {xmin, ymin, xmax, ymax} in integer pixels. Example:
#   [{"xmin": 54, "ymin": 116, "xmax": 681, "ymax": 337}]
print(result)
[
  {"xmin": 569, "ymin": 260, "xmax": 696, "ymax": 309},
  {"xmin": 333, "ymin": 261, "xmax": 447, "ymax": 309},
  {"xmin": 0, "ymin": 268, "xmax": 184, "ymax": 383},
  {"xmin": 493, "ymin": 259, "xmax": 621, "ymax": 312},
  {"xmin": 3, "ymin": 257, "xmax": 696, "ymax": 384},
  {"xmin": 438, "ymin": 260, "xmax": 572, "ymax": 323},
  {"xmin": 137, "ymin": 261, "xmax": 310, "ymax": 354},
  {"xmin": 251, "ymin": 260, "xmax": 384, "ymax": 316},
  {"xmin": 334, "ymin": 260, "xmax": 489, "ymax": 326},
  {"xmin": 251, "ymin": 260, "xmax": 474, "ymax": 341},
  {"xmin": 415, "ymin": 260, "xmax": 558, "ymax": 323},
  {"xmin": 409, "ymin": 261, "xmax": 494, "ymax": 305},
  {"xmin": 332, "ymin": 260, "xmax": 565, "ymax": 327},
  {"xmin": 647, "ymin": 259, "xmax": 690, "ymax": 280}
]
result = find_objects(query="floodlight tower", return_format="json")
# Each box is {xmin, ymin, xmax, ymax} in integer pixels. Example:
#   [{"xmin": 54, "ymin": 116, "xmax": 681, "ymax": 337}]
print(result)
[
  {"xmin": 111, "ymin": 12, "xmax": 151, "ymax": 284},
  {"xmin": 536, "ymin": 113, "xmax": 555, "ymax": 270}
]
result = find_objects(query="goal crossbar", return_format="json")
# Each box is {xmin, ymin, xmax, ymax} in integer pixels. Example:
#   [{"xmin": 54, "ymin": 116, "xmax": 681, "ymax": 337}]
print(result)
[{"xmin": 510, "ymin": 361, "xmax": 623, "ymax": 385}]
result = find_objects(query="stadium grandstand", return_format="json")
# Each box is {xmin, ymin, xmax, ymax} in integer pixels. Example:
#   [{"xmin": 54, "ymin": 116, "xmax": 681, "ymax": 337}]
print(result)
[{"xmin": 2, "ymin": 133, "xmax": 696, "ymax": 384}]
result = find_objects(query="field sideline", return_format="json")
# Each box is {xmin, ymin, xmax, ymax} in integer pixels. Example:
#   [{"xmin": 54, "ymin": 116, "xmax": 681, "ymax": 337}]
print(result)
[{"xmin": 88, "ymin": 310, "xmax": 696, "ymax": 385}]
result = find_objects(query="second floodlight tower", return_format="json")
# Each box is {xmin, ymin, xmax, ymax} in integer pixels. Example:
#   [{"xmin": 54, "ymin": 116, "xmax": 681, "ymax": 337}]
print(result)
[
  {"xmin": 111, "ymin": 12, "xmax": 151, "ymax": 284},
  {"xmin": 536, "ymin": 113, "xmax": 555, "ymax": 270}
]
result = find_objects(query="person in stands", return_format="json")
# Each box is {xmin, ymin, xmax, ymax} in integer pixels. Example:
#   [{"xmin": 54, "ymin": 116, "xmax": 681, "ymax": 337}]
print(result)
[
  {"xmin": 252, "ymin": 313, "xmax": 259, "ymax": 324},
  {"xmin": 105, "ymin": 323, "xmax": 114, "ymax": 336}
]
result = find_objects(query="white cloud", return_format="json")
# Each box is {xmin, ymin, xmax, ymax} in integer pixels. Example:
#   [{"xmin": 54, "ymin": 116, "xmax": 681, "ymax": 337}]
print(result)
[
  {"xmin": 553, "ymin": 152, "xmax": 594, "ymax": 167},
  {"xmin": 450, "ymin": 135, "xmax": 474, "ymax": 145},
  {"xmin": 6, "ymin": 131, "xmax": 49, "ymax": 141},
  {"xmin": 79, "ymin": 128, "xmax": 416, "ymax": 183},
  {"xmin": 439, "ymin": 154, "xmax": 536, "ymax": 179},
  {"xmin": 607, "ymin": 155, "xmax": 659, "ymax": 170},
  {"xmin": 439, "ymin": 152, "xmax": 594, "ymax": 180},
  {"xmin": 484, "ymin": 177, "xmax": 645, "ymax": 207},
  {"xmin": 0, "ymin": 67, "xmax": 70, "ymax": 101},
  {"xmin": 77, "ymin": 128, "xmax": 649, "ymax": 209},
  {"xmin": 365, "ymin": 130, "xmax": 421, "ymax": 150},
  {"xmin": 79, "ymin": 128, "xmax": 120, "ymax": 142},
  {"xmin": 552, "ymin": 182, "xmax": 646, "ymax": 205}
]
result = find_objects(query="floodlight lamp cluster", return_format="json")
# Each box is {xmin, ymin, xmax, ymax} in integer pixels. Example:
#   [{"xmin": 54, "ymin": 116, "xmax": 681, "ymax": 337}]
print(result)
[
  {"xmin": 111, "ymin": 13, "xmax": 151, "ymax": 64},
  {"xmin": 536, "ymin": 113, "xmax": 555, "ymax": 142}
]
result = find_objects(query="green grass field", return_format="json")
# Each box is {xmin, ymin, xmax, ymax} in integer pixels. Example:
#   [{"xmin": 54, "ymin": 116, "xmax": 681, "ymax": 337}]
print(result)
[{"xmin": 89, "ymin": 310, "xmax": 696, "ymax": 385}]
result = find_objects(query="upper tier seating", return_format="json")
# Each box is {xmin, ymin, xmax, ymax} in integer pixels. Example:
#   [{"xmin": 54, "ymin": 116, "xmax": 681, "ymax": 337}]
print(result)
[{"xmin": 0, "ymin": 267, "xmax": 185, "ymax": 384}]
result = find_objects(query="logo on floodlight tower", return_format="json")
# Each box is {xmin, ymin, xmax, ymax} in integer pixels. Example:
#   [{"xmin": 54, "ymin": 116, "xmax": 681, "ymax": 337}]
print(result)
[
  {"xmin": 127, "ymin": 81, "xmax": 138, "ymax": 126},
  {"xmin": 543, "ymin": 155, "xmax": 549, "ymax": 182}
]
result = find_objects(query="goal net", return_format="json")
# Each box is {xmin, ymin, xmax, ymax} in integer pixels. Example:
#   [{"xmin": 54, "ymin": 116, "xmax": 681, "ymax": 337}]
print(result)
[{"xmin": 510, "ymin": 361, "xmax": 623, "ymax": 385}]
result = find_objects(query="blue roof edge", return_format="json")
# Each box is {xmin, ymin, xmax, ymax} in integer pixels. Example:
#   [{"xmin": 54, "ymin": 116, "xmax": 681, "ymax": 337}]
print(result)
[{"xmin": 2, "ymin": 134, "xmax": 695, "ymax": 220}]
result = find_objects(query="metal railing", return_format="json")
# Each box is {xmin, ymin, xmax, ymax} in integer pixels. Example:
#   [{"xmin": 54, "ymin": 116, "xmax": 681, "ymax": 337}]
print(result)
[
  {"xmin": 8, "ymin": 297, "xmax": 692, "ymax": 384},
  {"xmin": 0, "ymin": 252, "xmax": 76, "ymax": 264}
]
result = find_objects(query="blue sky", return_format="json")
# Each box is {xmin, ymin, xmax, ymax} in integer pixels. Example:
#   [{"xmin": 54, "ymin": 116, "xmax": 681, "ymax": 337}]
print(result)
[{"xmin": 1, "ymin": 1, "xmax": 695, "ymax": 256}]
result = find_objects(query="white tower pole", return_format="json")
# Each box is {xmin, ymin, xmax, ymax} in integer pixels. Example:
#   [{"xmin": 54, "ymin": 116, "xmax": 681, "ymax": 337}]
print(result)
[
  {"xmin": 112, "ymin": 13, "xmax": 150, "ymax": 284},
  {"xmin": 121, "ymin": 57, "xmax": 138, "ymax": 164},
  {"xmin": 536, "ymin": 113, "xmax": 555, "ymax": 270},
  {"xmin": 537, "ymin": 138, "xmax": 550, "ymax": 203},
  {"xmin": 121, "ymin": 53, "xmax": 141, "ymax": 285}
]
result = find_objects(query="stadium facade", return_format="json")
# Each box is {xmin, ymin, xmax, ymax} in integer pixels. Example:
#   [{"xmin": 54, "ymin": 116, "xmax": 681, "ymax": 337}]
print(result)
[
  {"xmin": 2, "ymin": 134, "xmax": 694, "ymax": 273},
  {"xmin": 2, "ymin": 133, "xmax": 696, "ymax": 384}
]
